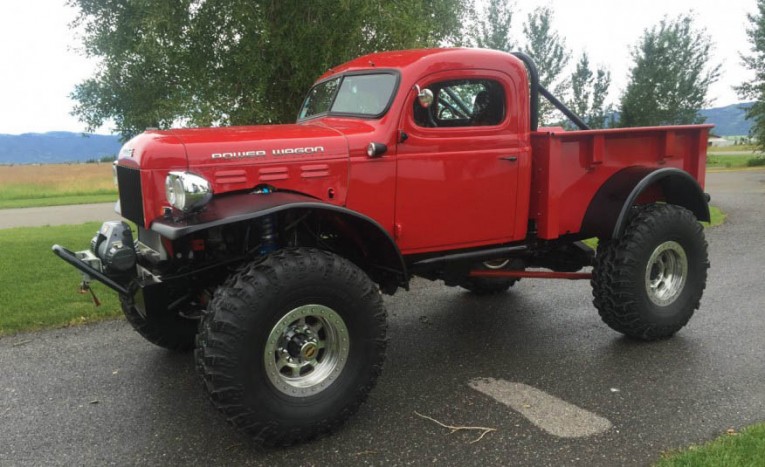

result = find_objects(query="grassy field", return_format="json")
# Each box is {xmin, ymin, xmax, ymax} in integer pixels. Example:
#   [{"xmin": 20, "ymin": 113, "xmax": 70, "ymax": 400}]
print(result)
[
  {"xmin": 0, "ymin": 164, "xmax": 117, "ymax": 208},
  {"xmin": 0, "ymin": 222, "xmax": 122, "ymax": 336},
  {"xmin": 707, "ymin": 142, "xmax": 765, "ymax": 169},
  {"xmin": 656, "ymin": 423, "xmax": 765, "ymax": 466},
  {"xmin": 0, "ymin": 154, "xmax": 762, "ymax": 209},
  {"xmin": 707, "ymin": 154, "xmax": 765, "ymax": 169}
]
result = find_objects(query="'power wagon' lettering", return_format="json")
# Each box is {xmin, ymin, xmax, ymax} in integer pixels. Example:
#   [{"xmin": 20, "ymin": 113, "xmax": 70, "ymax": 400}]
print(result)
[
  {"xmin": 272, "ymin": 146, "xmax": 325, "ymax": 156},
  {"xmin": 211, "ymin": 146, "xmax": 324, "ymax": 159},
  {"xmin": 212, "ymin": 151, "xmax": 266, "ymax": 159}
]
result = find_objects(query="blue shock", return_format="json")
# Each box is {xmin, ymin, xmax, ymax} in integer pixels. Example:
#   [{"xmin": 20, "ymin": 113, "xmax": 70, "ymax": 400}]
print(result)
[{"xmin": 259, "ymin": 215, "xmax": 278, "ymax": 255}]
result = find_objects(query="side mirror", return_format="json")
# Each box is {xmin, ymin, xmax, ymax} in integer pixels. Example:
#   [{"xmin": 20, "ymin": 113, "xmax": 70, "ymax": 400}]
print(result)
[{"xmin": 414, "ymin": 85, "xmax": 434, "ymax": 108}]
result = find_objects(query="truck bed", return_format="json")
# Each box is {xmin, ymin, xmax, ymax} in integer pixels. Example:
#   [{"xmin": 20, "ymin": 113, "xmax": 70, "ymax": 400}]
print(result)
[{"xmin": 529, "ymin": 125, "xmax": 712, "ymax": 240}]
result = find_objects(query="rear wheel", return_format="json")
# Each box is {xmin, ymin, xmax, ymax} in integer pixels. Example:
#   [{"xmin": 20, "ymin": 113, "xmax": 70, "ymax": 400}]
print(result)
[
  {"xmin": 195, "ymin": 248, "xmax": 387, "ymax": 446},
  {"xmin": 459, "ymin": 259, "xmax": 519, "ymax": 295},
  {"xmin": 592, "ymin": 204, "xmax": 709, "ymax": 340}
]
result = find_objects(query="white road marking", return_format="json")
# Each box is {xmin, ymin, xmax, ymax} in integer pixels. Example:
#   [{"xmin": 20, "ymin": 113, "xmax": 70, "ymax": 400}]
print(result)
[{"xmin": 468, "ymin": 377, "xmax": 613, "ymax": 438}]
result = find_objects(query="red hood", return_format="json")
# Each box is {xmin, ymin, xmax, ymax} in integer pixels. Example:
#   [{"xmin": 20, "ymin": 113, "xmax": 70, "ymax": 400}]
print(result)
[
  {"xmin": 117, "ymin": 122, "xmax": 358, "ymax": 224},
  {"xmin": 119, "ymin": 123, "xmax": 349, "ymax": 170},
  {"xmin": 171, "ymin": 123, "xmax": 349, "ymax": 169}
]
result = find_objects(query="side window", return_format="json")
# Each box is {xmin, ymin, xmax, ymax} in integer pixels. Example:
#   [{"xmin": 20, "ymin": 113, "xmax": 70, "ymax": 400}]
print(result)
[{"xmin": 413, "ymin": 79, "xmax": 505, "ymax": 128}]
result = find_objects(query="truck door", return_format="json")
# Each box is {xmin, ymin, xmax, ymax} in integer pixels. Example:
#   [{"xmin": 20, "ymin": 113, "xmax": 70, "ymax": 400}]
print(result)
[{"xmin": 395, "ymin": 70, "xmax": 525, "ymax": 254}]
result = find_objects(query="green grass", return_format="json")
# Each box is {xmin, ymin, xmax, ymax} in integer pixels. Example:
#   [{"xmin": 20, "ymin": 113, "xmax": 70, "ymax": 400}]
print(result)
[
  {"xmin": 711, "ymin": 143, "xmax": 758, "ymax": 152},
  {"xmin": 656, "ymin": 423, "xmax": 765, "ymax": 466},
  {"xmin": 0, "ymin": 164, "xmax": 117, "ymax": 209},
  {"xmin": 704, "ymin": 205, "xmax": 726, "ymax": 227},
  {"xmin": 0, "ymin": 192, "xmax": 118, "ymax": 209},
  {"xmin": 0, "ymin": 222, "xmax": 123, "ymax": 336},
  {"xmin": 706, "ymin": 154, "xmax": 761, "ymax": 169}
]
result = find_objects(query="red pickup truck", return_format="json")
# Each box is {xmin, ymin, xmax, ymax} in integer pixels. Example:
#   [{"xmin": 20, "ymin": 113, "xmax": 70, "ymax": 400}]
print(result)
[{"xmin": 54, "ymin": 48, "xmax": 711, "ymax": 446}]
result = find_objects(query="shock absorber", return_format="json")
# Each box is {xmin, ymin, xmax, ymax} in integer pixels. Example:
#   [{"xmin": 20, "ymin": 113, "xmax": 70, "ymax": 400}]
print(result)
[{"xmin": 259, "ymin": 215, "xmax": 278, "ymax": 255}]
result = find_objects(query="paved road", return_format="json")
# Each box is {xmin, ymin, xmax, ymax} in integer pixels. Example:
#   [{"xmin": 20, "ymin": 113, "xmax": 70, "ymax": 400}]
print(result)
[
  {"xmin": 1, "ymin": 170, "xmax": 764, "ymax": 466},
  {"xmin": 0, "ymin": 203, "xmax": 116, "ymax": 229}
]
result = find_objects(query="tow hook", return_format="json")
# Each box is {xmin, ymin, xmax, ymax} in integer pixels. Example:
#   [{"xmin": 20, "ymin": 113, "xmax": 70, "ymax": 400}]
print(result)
[{"xmin": 79, "ymin": 280, "xmax": 101, "ymax": 307}]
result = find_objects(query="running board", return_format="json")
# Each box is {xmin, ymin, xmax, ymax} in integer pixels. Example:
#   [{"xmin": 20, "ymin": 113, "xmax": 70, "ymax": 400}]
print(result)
[
  {"xmin": 469, "ymin": 270, "xmax": 592, "ymax": 280},
  {"xmin": 410, "ymin": 245, "xmax": 528, "ymax": 270}
]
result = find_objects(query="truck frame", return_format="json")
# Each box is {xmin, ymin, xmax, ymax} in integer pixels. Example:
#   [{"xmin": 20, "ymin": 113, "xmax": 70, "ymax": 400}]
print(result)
[{"xmin": 53, "ymin": 48, "xmax": 710, "ymax": 446}]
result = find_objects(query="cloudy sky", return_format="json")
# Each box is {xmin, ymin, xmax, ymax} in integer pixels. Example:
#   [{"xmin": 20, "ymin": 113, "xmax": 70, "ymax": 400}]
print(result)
[{"xmin": 0, "ymin": 0, "xmax": 758, "ymax": 135}]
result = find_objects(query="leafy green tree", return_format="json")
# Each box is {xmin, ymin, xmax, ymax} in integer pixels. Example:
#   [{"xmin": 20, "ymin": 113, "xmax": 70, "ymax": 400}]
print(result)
[
  {"xmin": 569, "ymin": 52, "xmax": 612, "ymax": 129},
  {"xmin": 69, "ymin": 0, "xmax": 468, "ymax": 140},
  {"xmin": 736, "ymin": 0, "xmax": 765, "ymax": 149},
  {"xmin": 620, "ymin": 15, "xmax": 720, "ymax": 127},
  {"xmin": 520, "ymin": 7, "xmax": 571, "ymax": 125},
  {"xmin": 462, "ymin": 0, "xmax": 514, "ymax": 51}
]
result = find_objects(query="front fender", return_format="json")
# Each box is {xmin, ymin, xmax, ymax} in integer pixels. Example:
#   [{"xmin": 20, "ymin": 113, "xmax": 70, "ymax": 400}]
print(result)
[
  {"xmin": 150, "ymin": 191, "xmax": 408, "ymax": 285},
  {"xmin": 581, "ymin": 166, "xmax": 710, "ymax": 240}
]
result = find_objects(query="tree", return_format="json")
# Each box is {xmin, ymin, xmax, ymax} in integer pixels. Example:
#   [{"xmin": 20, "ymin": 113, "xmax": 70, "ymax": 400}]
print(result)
[
  {"xmin": 69, "ymin": 0, "xmax": 469, "ymax": 140},
  {"xmin": 736, "ymin": 0, "xmax": 765, "ymax": 149},
  {"xmin": 569, "ymin": 52, "xmax": 612, "ymax": 129},
  {"xmin": 620, "ymin": 15, "xmax": 720, "ymax": 127},
  {"xmin": 462, "ymin": 0, "xmax": 514, "ymax": 51},
  {"xmin": 520, "ymin": 7, "xmax": 571, "ymax": 125}
]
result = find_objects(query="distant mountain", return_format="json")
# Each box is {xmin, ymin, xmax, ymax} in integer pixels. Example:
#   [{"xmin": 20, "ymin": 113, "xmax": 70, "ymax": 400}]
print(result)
[
  {"xmin": 0, "ymin": 106, "xmax": 757, "ymax": 164},
  {"xmin": 0, "ymin": 132, "xmax": 122, "ymax": 165},
  {"xmin": 700, "ymin": 102, "xmax": 753, "ymax": 136}
]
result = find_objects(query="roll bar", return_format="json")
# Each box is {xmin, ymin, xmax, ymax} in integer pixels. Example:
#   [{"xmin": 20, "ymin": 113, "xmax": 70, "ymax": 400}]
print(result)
[{"xmin": 511, "ymin": 52, "xmax": 591, "ymax": 131}]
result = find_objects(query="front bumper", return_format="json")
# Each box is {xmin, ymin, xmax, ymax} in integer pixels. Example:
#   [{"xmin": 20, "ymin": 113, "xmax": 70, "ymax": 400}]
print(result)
[{"xmin": 51, "ymin": 244, "xmax": 129, "ymax": 295}]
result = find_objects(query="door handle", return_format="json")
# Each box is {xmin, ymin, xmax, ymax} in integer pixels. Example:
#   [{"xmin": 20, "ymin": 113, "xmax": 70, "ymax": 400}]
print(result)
[{"xmin": 499, "ymin": 156, "xmax": 518, "ymax": 162}]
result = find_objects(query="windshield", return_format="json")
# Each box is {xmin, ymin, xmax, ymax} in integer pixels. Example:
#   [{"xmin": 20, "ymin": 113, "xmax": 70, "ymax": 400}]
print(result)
[{"xmin": 298, "ymin": 73, "xmax": 398, "ymax": 121}]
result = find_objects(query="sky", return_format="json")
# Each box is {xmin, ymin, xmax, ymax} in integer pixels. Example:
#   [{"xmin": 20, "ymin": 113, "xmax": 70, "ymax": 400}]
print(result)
[{"xmin": 0, "ymin": 0, "xmax": 758, "ymax": 135}]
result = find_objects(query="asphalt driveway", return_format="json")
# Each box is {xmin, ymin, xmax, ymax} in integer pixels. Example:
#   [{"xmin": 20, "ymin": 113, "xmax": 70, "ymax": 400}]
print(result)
[{"xmin": 1, "ymin": 169, "xmax": 764, "ymax": 466}]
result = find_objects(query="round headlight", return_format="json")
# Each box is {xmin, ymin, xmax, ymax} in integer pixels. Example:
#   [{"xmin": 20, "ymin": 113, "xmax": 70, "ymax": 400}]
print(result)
[
  {"xmin": 165, "ymin": 171, "xmax": 213, "ymax": 212},
  {"xmin": 172, "ymin": 177, "xmax": 186, "ymax": 208},
  {"xmin": 112, "ymin": 161, "xmax": 119, "ymax": 188},
  {"xmin": 165, "ymin": 176, "xmax": 176, "ymax": 206}
]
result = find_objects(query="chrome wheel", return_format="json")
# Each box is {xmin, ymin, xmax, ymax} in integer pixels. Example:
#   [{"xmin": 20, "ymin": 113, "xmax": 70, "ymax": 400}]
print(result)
[
  {"xmin": 264, "ymin": 304, "xmax": 350, "ymax": 397},
  {"xmin": 644, "ymin": 241, "xmax": 688, "ymax": 307},
  {"xmin": 483, "ymin": 259, "xmax": 510, "ymax": 269}
]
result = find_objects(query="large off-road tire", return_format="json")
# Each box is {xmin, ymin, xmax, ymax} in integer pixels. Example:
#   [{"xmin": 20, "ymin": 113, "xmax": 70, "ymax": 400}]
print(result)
[
  {"xmin": 195, "ymin": 248, "xmax": 387, "ymax": 447},
  {"xmin": 592, "ymin": 204, "xmax": 709, "ymax": 340},
  {"xmin": 120, "ymin": 295, "xmax": 198, "ymax": 352},
  {"xmin": 459, "ymin": 259, "xmax": 519, "ymax": 295}
]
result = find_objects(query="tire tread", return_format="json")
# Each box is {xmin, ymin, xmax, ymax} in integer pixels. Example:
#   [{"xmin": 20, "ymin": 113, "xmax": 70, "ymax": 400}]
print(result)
[{"xmin": 195, "ymin": 248, "xmax": 387, "ymax": 447}]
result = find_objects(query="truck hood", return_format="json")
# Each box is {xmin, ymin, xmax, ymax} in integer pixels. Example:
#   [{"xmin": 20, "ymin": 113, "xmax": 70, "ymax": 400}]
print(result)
[
  {"xmin": 117, "ymin": 123, "xmax": 354, "ymax": 220},
  {"xmin": 170, "ymin": 123, "xmax": 349, "ymax": 169},
  {"xmin": 119, "ymin": 123, "xmax": 349, "ymax": 170}
]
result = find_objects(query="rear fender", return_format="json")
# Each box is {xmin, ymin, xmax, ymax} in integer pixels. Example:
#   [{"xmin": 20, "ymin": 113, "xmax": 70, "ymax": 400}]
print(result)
[
  {"xmin": 150, "ymin": 191, "xmax": 408, "ymax": 290},
  {"xmin": 581, "ymin": 167, "xmax": 710, "ymax": 240}
]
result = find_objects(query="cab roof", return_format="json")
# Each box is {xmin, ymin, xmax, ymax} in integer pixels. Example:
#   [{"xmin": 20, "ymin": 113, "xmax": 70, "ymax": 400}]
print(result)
[{"xmin": 318, "ymin": 48, "xmax": 527, "ymax": 83}]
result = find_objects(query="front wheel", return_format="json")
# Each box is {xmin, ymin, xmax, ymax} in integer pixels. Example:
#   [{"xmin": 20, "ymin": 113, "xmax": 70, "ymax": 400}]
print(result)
[
  {"xmin": 195, "ymin": 248, "xmax": 387, "ymax": 446},
  {"xmin": 120, "ymin": 295, "xmax": 198, "ymax": 352},
  {"xmin": 592, "ymin": 204, "xmax": 709, "ymax": 340}
]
